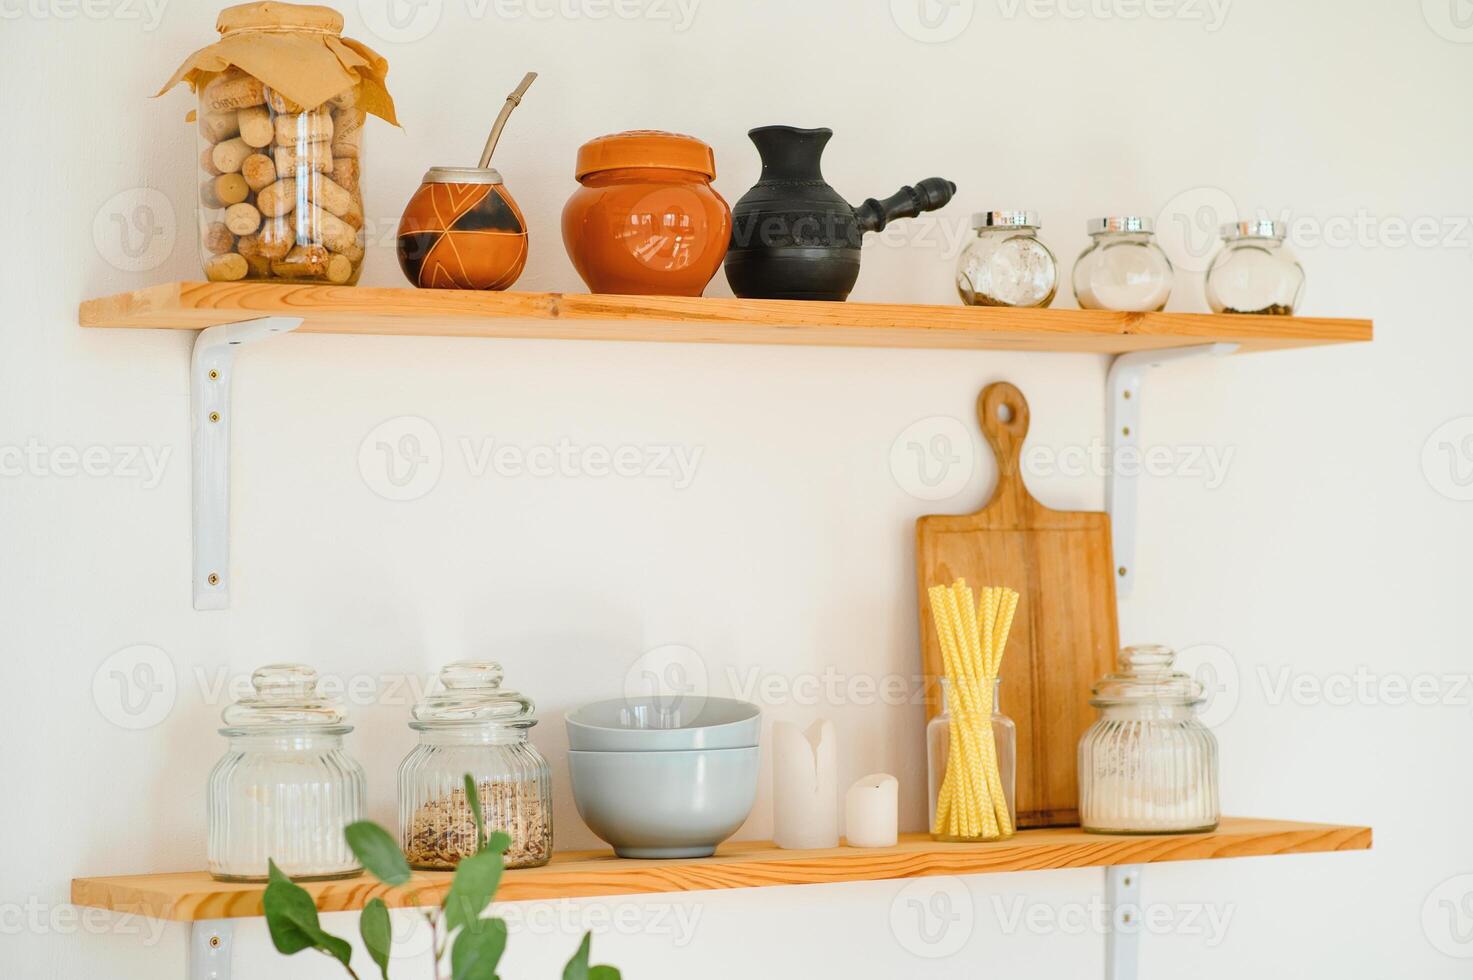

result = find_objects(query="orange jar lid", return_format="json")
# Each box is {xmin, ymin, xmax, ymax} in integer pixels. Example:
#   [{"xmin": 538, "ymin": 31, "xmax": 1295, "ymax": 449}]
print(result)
[
  {"xmin": 217, "ymin": 2, "xmax": 344, "ymax": 35},
  {"xmin": 575, "ymin": 130, "xmax": 716, "ymax": 181}
]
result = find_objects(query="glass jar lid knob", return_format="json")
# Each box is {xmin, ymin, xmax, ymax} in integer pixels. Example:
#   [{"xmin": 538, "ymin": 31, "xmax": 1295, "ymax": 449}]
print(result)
[
  {"xmin": 411, "ymin": 660, "xmax": 536, "ymax": 727},
  {"xmin": 220, "ymin": 663, "xmax": 349, "ymax": 731}
]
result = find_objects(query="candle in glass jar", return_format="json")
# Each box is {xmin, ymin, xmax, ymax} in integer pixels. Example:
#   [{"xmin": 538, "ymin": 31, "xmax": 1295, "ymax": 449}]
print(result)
[
  {"xmin": 845, "ymin": 774, "xmax": 898, "ymax": 848},
  {"xmin": 772, "ymin": 719, "xmax": 838, "ymax": 849}
]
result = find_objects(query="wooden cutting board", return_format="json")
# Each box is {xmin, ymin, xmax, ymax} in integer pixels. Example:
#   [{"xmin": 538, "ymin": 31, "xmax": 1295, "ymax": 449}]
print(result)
[{"xmin": 916, "ymin": 382, "xmax": 1120, "ymax": 828}]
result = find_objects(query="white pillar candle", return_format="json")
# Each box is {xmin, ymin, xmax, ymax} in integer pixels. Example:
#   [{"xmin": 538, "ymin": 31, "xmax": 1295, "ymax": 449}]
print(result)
[
  {"xmin": 845, "ymin": 774, "xmax": 898, "ymax": 848},
  {"xmin": 772, "ymin": 719, "xmax": 838, "ymax": 849}
]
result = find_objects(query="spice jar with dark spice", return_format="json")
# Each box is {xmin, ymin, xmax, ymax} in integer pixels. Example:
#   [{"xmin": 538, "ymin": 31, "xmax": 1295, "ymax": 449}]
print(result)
[
  {"xmin": 398, "ymin": 662, "xmax": 552, "ymax": 870},
  {"xmin": 1205, "ymin": 219, "xmax": 1304, "ymax": 315}
]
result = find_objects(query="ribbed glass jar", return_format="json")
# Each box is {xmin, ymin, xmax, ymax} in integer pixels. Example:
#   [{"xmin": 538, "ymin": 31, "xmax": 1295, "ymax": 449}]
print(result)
[
  {"xmin": 207, "ymin": 664, "xmax": 366, "ymax": 881},
  {"xmin": 398, "ymin": 662, "xmax": 553, "ymax": 870},
  {"xmin": 1078, "ymin": 646, "xmax": 1219, "ymax": 835}
]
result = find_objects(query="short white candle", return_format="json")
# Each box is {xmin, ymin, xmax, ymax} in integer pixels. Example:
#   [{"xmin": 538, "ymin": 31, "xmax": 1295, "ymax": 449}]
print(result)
[
  {"xmin": 845, "ymin": 774, "xmax": 898, "ymax": 848},
  {"xmin": 772, "ymin": 719, "xmax": 838, "ymax": 849}
]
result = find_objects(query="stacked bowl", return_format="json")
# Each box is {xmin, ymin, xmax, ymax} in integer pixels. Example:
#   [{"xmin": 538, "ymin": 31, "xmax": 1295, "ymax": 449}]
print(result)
[{"xmin": 566, "ymin": 696, "xmax": 761, "ymax": 859}]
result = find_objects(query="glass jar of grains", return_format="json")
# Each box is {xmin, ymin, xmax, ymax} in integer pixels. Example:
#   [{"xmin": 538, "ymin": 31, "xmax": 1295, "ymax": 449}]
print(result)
[
  {"xmin": 159, "ymin": 2, "xmax": 398, "ymax": 284},
  {"xmin": 207, "ymin": 664, "xmax": 367, "ymax": 881},
  {"xmin": 1072, "ymin": 217, "xmax": 1175, "ymax": 312},
  {"xmin": 956, "ymin": 211, "xmax": 1058, "ymax": 308},
  {"xmin": 1205, "ymin": 219, "xmax": 1305, "ymax": 315},
  {"xmin": 1078, "ymin": 646, "xmax": 1219, "ymax": 835},
  {"xmin": 398, "ymin": 662, "xmax": 553, "ymax": 870}
]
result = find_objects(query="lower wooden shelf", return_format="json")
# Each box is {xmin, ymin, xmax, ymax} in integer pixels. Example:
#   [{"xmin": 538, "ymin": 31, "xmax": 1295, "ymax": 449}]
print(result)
[{"xmin": 71, "ymin": 816, "xmax": 1369, "ymax": 922}]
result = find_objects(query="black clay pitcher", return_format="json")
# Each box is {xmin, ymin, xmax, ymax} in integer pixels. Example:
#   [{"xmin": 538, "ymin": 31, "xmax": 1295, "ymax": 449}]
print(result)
[{"xmin": 724, "ymin": 125, "xmax": 956, "ymax": 302}]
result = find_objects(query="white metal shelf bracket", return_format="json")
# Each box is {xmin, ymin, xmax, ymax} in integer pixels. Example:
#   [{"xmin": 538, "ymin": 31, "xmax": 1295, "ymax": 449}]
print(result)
[
  {"xmin": 192, "ymin": 316, "xmax": 302, "ymax": 610},
  {"xmin": 189, "ymin": 919, "xmax": 234, "ymax": 980},
  {"xmin": 1105, "ymin": 864, "xmax": 1142, "ymax": 980},
  {"xmin": 1106, "ymin": 343, "xmax": 1238, "ymax": 598}
]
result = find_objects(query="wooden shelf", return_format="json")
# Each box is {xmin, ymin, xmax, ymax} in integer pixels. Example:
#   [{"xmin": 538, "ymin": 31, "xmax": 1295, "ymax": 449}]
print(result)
[
  {"xmin": 71, "ymin": 817, "xmax": 1369, "ymax": 921},
  {"xmin": 79, "ymin": 282, "xmax": 1372, "ymax": 355}
]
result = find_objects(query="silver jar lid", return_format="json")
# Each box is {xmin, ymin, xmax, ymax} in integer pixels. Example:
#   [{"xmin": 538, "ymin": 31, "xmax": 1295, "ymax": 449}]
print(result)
[
  {"xmin": 422, "ymin": 166, "xmax": 505, "ymax": 185},
  {"xmin": 1088, "ymin": 216, "xmax": 1154, "ymax": 235},
  {"xmin": 973, "ymin": 211, "xmax": 1040, "ymax": 229},
  {"xmin": 1221, "ymin": 219, "xmax": 1287, "ymax": 240}
]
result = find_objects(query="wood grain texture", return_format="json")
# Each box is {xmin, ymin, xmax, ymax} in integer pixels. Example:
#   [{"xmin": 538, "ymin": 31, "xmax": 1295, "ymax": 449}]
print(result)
[
  {"xmin": 77, "ymin": 282, "xmax": 1373, "ymax": 353},
  {"xmin": 917, "ymin": 383, "xmax": 1120, "ymax": 828},
  {"xmin": 70, "ymin": 818, "xmax": 1369, "ymax": 921}
]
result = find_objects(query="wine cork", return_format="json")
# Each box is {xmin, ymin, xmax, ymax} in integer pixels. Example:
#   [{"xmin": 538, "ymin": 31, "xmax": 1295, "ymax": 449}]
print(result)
[
  {"xmin": 330, "ymin": 118, "xmax": 362, "ymax": 160},
  {"xmin": 273, "ymin": 142, "xmax": 331, "ymax": 178},
  {"xmin": 275, "ymin": 110, "xmax": 333, "ymax": 146},
  {"xmin": 205, "ymin": 252, "xmax": 249, "ymax": 282},
  {"xmin": 331, "ymin": 156, "xmax": 360, "ymax": 194},
  {"xmin": 271, "ymin": 243, "xmax": 330, "ymax": 278},
  {"xmin": 237, "ymin": 217, "xmax": 294, "ymax": 261},
  {"xmin": 203, "ymin": 221, "xmax": 234, "ymax": 255},
  {"xmin": 257, "ymin": 179, "xmax": 298, "ymax": 217},
  {"xmin": 331, "ymin": 106, "xmax": 364, "ymax": 145},
  {"xmin": 203, "ymin": 70, "xmax": 265, "ymax": 112},
  {"xmin": 200, "ymin": 179, "xmax": 224, "ymax": 209},
  {"xmin": 213, "ymin": 173, "xmax": 250, "ymax": 206},
  {"xmin": 199, "ymin": 110, "xmax": 239, "ymax": 144},
  {"xmin": 303, "ymin": 204, "xmax": 363, "ymax": 259},
  {"xmin": 224, "ymin": 201, "xmax": 261, "ymax": 236},
  {"xmin": 237, "ymin": 106, "xmax": 274, "ymax": 148},
  {"xmin": 304, "ymin": 174, "xmax": 355, "ymax": 220},
  {"xmin": 341, "ymin": 197, "xmax": 364, "ymax": 231},
  {"xmin": 241, "ymin": 154, "xmax": 276, "ymax": 191},
  {"xmin": 243, "ymin": 253, "xmax": 272, "ymax": 279},
  {"xmin": 200, "ymin": 146, "xmax": 223, "ymax": 177},
  {"xmin": 325, "ymin": 253, "xmax": 355, "ymax": 284},
  {"xmin": 211, "ymin": 137, "xmax": 252, "ymax": 174},
  {"xmin": 329, "ymin": 85, "xmax": 359, "ymax": 110},
  {"xmin": 264, "ymin": 87, "xmax": 307, "ymax": 114}
]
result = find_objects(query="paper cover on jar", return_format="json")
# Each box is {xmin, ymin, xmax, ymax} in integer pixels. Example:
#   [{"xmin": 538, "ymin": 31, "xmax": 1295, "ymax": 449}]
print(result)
[{"xmin": 156, "ymin": 1, "xmax": 398, "ymax": 127}]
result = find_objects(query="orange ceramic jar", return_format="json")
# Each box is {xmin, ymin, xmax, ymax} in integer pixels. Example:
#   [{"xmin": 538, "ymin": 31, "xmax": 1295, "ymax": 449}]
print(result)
[{"xmin": 562, "ymin": 131, "xmax": 731, "ymax": 296}]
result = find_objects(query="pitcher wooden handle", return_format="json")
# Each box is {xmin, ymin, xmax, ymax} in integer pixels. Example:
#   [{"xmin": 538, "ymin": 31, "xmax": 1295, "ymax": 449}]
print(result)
[{"xmin": 978, "ymin": 382, "xmax": 1032, "ymax": 518}]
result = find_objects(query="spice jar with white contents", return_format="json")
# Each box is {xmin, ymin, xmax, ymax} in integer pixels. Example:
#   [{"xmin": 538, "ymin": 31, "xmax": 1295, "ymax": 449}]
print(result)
[
  {"xmin": 1205, "ymin": 220, "xmax": 1305, "ymax": 315},
  {"xmin": 956, "ymin": 212, "xmax": 1057, "ymax": 308},
  {"xmin": 1078, "ymin": 646, "xmax": 1219, "ymax": 835},
  {"xmin": 158, "ymin": 2, "xmax": 398, "ymax": 284},
  {"xmin": 1072, "ymin": 217, "xmax": 1174, "ymax": 312},
  {"xmin": 207, "ymin": 664, "xmax": 367, "ymax": 881},
  {"xmin": 398, "ymin": 662, "xmax": 553, "ymax": 870}
]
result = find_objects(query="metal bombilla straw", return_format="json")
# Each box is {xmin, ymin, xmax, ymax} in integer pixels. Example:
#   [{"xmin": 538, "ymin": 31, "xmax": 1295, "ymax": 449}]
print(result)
[{"xmin": 478, "ymin": 72, "xmax": 538, "ymax": 168}]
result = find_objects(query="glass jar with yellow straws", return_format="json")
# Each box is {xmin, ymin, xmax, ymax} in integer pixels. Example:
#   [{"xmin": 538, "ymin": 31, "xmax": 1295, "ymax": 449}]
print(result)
[{"xmin": 924, "ymin": 580, "xmax": 1020, "ymax": 842}]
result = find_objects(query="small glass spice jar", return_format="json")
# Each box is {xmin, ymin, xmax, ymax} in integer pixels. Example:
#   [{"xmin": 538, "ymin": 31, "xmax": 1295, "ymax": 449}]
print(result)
[
  {"xmin": 207, "ymin": 664, "xmax": 367, "ymax": 881},
  {"xmin": 398, "ymin": 662, "xmax": 553, "ymax": 870},
  {"xmin": 926, "ymin": 678, "xmax": 1017, "ymax": 840},
  {"xmin": 1072, "ymin": 217, "xmax": 1174, "ymax": 312},
  {"xmin": 1078, "ymin": 646, "xmax": 1220, "ymax": 835},
  {"xmin": 1205, "ymin": 219, "xmax": 1305, "ymax": 315},
  {"xmin": 956, "ymin": 211, "xmax": 1058, "ymax": 308}
]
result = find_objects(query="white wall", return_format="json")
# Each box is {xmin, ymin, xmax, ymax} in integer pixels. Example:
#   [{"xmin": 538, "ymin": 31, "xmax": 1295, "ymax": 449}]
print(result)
[{"xmin": 2, "ymin": 0, "xmax": 1469, "ymax": 976}]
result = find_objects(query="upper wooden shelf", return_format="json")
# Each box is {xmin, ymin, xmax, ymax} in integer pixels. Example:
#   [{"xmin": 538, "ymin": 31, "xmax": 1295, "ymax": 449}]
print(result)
[
  {"xmin": 79, "ymin": 282, "xmax": 1372, "ymax": 355},
  {"xmin": 71, "ymin": 816, "xmax": 1369, "ymax": 922}
]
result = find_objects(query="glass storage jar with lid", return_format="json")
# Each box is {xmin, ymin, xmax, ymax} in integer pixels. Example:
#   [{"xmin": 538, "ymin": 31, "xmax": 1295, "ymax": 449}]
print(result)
[
  {"xmin": 1072, "ymin": 216, "xmax": 1174, "ymax": 312},
  {"xmin": 1205, "ymin": 219, "xmax": 1304, "ymax": 315},
  {"xmin": 1078, "ymin": 645, "xmax": 1219, "ymax": 835},
  {"xmin": 398, "ymin": 662, "xmax": 553, "ymax": 870},
  {"xmin": 956, "ymin": 211, "xmax": 1058, "ymax": 308},
  {"xmin": 158, "ymin": 2, "xmax": 399, "ymax": 284},
  {"xmin": 207, "ymin": 663, "xmax": 367, "ymax": 881}
]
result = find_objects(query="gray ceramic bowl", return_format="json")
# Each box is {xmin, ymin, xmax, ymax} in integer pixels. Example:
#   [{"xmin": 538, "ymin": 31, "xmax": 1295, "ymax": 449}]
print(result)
[
  {"xmin": 568, "ymin": 746, "xmax": 759, "ymax": 859},
  {"xmin": 565, "ymin": 696, "xmax": 761, "ymax": 752}
]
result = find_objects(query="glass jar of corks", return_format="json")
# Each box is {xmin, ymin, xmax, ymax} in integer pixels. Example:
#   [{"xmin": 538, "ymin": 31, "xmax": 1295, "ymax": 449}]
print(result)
[
  {"xmin": 159, "ymin": 2, "xmax": 398, "ymax": 285},
  {"xmin": 398, "ymin": 662, "xmax": 553, "ymax": 870}
]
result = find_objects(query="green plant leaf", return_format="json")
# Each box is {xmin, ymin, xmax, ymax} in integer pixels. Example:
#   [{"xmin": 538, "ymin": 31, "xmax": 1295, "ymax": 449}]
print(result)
[
  {"xmin": 485, "ymin": 830, "xmax": 511, "ymax": 856},
  {"xmin": 589, "ymin": 968, "xmax": 622, "ymax": 980},
  {"xmin": 562, "ymin": 932, "xmax": 592, "ymax": 980},
  {"xmin": 451, "ymin": 916, "xmax": 507, "ymax": 980},
  {"xmin": 360, "ymin": 897, "xmax": 393, "ymax": 980},
  {"xmin": 442, "ymin": 849, "xmax": 504, "ymax": 937},
  {"xmin": 464, "ymin": 775, "xmax": 488, "ymax": 854},
  {"xmin": 345, "ymin": 821, "xmax": 412, "ymax": 887},
  {"xmin": 262, "ymin": 860, "xmax": 354, "ymax": 971}
]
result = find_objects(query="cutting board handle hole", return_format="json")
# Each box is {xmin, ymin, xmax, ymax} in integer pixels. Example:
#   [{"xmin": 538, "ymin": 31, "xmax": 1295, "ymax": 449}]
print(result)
[{"xmin": 996, "ymin": 403, "xmax": 1015, "ymax": 424}]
